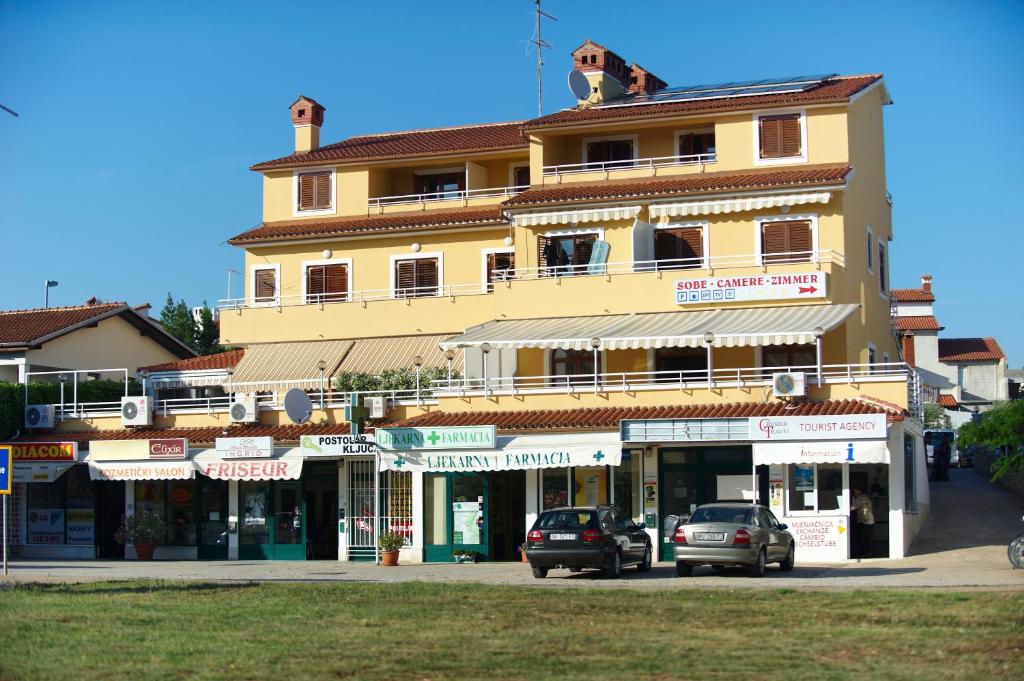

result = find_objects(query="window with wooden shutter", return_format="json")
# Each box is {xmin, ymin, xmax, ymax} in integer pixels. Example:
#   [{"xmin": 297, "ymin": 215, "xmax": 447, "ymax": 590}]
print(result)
[
  {"xmin": 758, "ymin": 113, "xmax": 802, "ymax": 159},
  {"xmin": 538, "ymin": 233, "xmax": 597, "ymax": 277},
  {"xmin": 761, "ymin": 220, "xmax": 812, "ymax": 263},
  {"xmin": 678, "ymin": 130, "xmax": 716, "ymax": 161},
  {"xmin": 513, "ymin": 165, "xmax": 531, "ymax": 187},
  {"xmin": 878, "ymin": 243, "xmax": 887, "ymax": 294},
  {"xmin": 654, "ymin": 226, "xmax": 703, "ymax": 270},
  {"xmin": 585, "ymin": 139, "xmax": 635, "ymax": 168},
  {"xmin": 394, "ymin": 258, "xmax": 439, "ymax": 298},
  {"xmin": 254, "ymin": 268, "xmax": 277, "ymax": 303},
  {"xmin": 297, "ymin": 171, "xmax": 332, "ymax": 211},
  {"xmin": 485, "ymin": 251, "xmax": 515, "ymax": 292},
  {"xmin": 306, "ymin": 263, "xmax": 348, "ymax": 303}
]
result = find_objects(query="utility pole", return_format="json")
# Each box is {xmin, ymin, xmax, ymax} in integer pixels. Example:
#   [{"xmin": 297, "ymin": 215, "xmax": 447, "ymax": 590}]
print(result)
[{"xmin": 531, "ymin": 0, "xmax": 557, "ymax": 117}]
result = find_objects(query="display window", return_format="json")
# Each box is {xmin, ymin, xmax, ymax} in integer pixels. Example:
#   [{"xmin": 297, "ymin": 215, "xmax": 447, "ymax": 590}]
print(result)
[
  {"xmin": 786, "ymin": 463, "xmax": 843, "ymax": 513},
  {"xmin": 135, "ymin": 480, "xmax": 197, "ymax": 546},
  {"xmin": 26, "ymin": 466, "xmax": 95, "ymax": 545}
]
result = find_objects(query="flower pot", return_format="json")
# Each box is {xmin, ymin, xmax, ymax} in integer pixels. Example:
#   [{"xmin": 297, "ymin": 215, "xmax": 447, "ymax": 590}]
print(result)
[
  {"xmin": 134, "ymin": 543, "xmax": 156, "ymax": 560},
  {"xmin": 381, "ymin": 550, "xmax": 399, "ymax": 566},
  {"xmin": 521, "ymin": 549, "xmax": 529, "ymax": 563}
]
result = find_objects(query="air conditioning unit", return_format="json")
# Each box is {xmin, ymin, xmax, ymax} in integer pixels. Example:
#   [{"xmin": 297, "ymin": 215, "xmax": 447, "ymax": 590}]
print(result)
[
  {"xmin": 364, "ymin": 396, "xmax": 386, "ymax": 419},
  {"xmin": 24, "ymin": 404, "xmax": 54, "ymax": 429},
  {"xmin": 229, "ymin": 394, "xmax": 259, "ymax": 424},
  {"xmin": 121, "ymin": 396, "xmax": 152, "ymax": 427},
  {"xmin": 772, "ymin": 372, "xmax": 807, "ymax": 399}
]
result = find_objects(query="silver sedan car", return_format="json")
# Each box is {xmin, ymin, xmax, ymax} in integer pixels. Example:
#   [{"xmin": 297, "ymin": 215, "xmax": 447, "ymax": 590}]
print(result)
[{"xmin": 674, "ymin": 503, "xmax": 795, "ymax": 577}]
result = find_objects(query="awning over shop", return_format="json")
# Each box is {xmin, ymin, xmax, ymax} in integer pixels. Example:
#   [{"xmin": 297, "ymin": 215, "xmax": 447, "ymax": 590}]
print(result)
[
  {"xmin": 13, "ymin": 461, "xmax": 76, "ymax": 483},
  {"xmin": 146, "ymin": 369, "xmax": 232, "ymax": 389},
  {"xmin": 753, "ymin": 440, "xmax": 889, "ymax": 465},
  {"xmin": 510, "ymin": 205, "xmax": 642, "ymax": 227},
  {"xmin": 193, "ymin": 449, "xmax": 303, "ymax": 481},
  {"xmin": 230, "ymin": 340, "xmax": 354, "ymax": 392},
  {"xmin": 649, "ymin": 191, "xmax": 833, "ymax": 219},
  {"xmin": 338, "ymin": 334, "xmax": 464, "ymax": 374},
  {"xmin": 378, "ymin": 432, "xmax": 621, "ymax": 473},
  {"xmin": 440, "ymin": 304, "xmax": 859, "ymax": 351},
  {"xmin": 87, "ymin": 459, "xmax": 195, "ymax": 481}
]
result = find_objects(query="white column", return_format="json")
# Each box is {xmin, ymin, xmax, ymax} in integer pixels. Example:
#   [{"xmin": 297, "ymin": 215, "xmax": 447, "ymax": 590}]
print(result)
[
  {"xmin": 524, "ymin": 469, "xmax": 539, "ymax": 534},
  {"xmin": 228, "ymin": 480, "xmax": 239, "ymax": 560},
  {"xmin": 337, "ymin": 462, "xmax": 348, "ymax": 561},
  {"xmin": 888, "ymin": 424, "xmax": 905, "ymax": 559},
  {"xmin": 841, "ymin": 463, "xmax": 851, "ymax": 560},
  {"xmin": 411, "ymin": 469, "xmax": 424, "ymax": 564}
]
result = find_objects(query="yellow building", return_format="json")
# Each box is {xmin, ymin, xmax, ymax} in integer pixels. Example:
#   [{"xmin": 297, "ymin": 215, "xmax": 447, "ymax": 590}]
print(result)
[{"xmin": 12, "ymin": 40, "xmax": 927, "ymax": 567}]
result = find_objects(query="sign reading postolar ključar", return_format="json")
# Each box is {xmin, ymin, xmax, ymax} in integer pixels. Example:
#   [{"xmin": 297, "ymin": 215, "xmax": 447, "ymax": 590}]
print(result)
[
  {"xmin": 300, "ymin": 434, "xmax": 377, "ymax": 457},
  {"xmin": 676, "ymin": 271, "xmax": 826, "ymax": 305},
  {"xmin": 376, "ymin": 426, "xmax": 496, "ymax": 451}
]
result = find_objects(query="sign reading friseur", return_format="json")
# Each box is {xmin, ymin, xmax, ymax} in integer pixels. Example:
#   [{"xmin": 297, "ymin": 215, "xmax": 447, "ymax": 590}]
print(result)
[
  {"xmin": 300, "ymin": 434, "xmax": 376, "ymax": 457},
  {"xmin": 376, "ymin": 426, "xmax": 496, "ymax": 451}
]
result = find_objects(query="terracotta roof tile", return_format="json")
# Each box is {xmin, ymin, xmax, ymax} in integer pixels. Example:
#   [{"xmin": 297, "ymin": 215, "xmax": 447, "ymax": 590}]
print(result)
[
  {"xmin": 0, "ymin": 302, "xmax": 126, "ymax": 346},
  {"xmin": 140, "ymin": 349, "xmax": 245, "ymax": 373},
  {"xmin": 938, "ymin": 338, "xmax": 1006, "ymax": 362},
  {"xmin": 251, "ymin": 122, "xmax": 528, "ymax": 171},
  {"xmin": 523, "ymin": 75, "xmax": 884, "ymax": 130},
  {"xmin": 891, "ymin": 288, "xmax": 935, "ymax": 303},
  {"xmin": 229, "ymin": 206, "xmax": 505, "ymax": 245},
  {"xmin": 937, "ymin": 395, "xmax": 958, "ymax": 408},
  {"xmin": 894, "ymin": 316, "xmax": 942, "ymax": 332},
  {"xmin": 502, "ymin": 165, "xmax": 851, "ymax": 208},
  {"xmin": 13, "ymin": 422, "xmax": 352, "ymax": 447},
  {"xmin": 388, "ymin": 399, "xmax": 902, "ymax": 432}
]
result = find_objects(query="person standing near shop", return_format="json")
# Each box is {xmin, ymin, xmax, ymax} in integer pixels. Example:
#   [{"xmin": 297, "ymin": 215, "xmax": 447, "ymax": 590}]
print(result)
[{"xmin": 851, "ymin": 487, "xmax": 875, "ymax": 558}]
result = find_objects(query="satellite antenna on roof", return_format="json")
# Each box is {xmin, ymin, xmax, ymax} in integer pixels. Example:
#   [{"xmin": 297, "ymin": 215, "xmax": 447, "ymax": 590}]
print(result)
[
  {"xmin": 568, "ymin": 69, "xmax": 590, "ymax": 101},
  {"xmin": 529, "ymin": 0, "xmax": 557, "ymax": 116},
  {"xmin": 284, "ymin": 388, "xmax": 313, "ymax": 425}
]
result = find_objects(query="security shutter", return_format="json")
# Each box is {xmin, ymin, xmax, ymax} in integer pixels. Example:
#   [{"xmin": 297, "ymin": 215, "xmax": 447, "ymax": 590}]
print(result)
[
  {"xmin": 759, "ymin": 114, "xmax": 801, "ymax": 159},
  {"xmin": 255, "ymin": 269, "xmax": 277, "ymax": 303},
  {"xmin": 394, "ymin": 258, "xmax": 438, "ymax": 298},
  {"xmin": 298, "ymin": 171, "xmax": 332, "ymax": 211},
  {"xmin": 654, "ymin": 226, "xmax": 703, "ymax": 269},
  {"xmin": 761, "ymin": 221, "xmax": 811, "ymax": 263}
]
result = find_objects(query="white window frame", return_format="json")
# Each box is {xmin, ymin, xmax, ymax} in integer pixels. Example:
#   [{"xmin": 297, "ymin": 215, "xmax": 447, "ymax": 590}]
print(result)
[
  {"xmin": 654, "ymin": 219, "xmax": 710, "ymax": 269},
  {"xmin": 867, "ymin": 343, "xmax": 878, "ymax": 374},
  {"xmin": 300, "ymin": 257, "xmax": 354, "ymax": 304},
  {"xmin": 752, "ymin": 108, "xmax": 808, "ymax": 166},
  {"xmin": 753, "ymin": 213, "xmax": 819, "ymax": 266},
  {"xmin": 866, "ymin": 227, "xmax": 874, "ymax": 273},
  {"xmin": 581, "ymin": 134, "xmax": 639, "ymax": 165},
  {"xmin": 292, "ymin": 167, "xmax": 336, "ymax": 218},
  {"xmin": 249, "ymin": 263, "xmax": 281, "ymax": 307},
  {"xmin": 508, "ymin": 162, "xmax": 531, "ymax": 188},
  {"xmin": 389, "ymin": 252, "xmax": 444, "ymax": 299},
  {"xmin": 480, "ymin": 247, "xmax": 515, "ymax": 294},
  {"xmin": 542, "ymin": 226, "xmax": 605, "ymax": 241},
  {"xmin": 674, "ymin": 126, "xmax": 716, "ymax": 161}
]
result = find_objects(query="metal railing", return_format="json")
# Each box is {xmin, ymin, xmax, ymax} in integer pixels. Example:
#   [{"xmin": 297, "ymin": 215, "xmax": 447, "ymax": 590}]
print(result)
[
  {"xmin": 543, "ymin": 153, "xmax": 716, "ymax": 178},
  {"xmin": 218, "ymin": 282, "xmax": 488, "ymax": 311},
  {"xmin": 367, "ymin": 185, "xmax": 528, "ymax": 210}
]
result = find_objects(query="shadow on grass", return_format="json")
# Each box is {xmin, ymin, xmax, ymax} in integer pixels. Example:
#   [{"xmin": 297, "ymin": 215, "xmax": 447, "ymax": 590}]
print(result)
[{"xmin": 9, "ymin": 581, "xmax": 262, "ymax": 596}]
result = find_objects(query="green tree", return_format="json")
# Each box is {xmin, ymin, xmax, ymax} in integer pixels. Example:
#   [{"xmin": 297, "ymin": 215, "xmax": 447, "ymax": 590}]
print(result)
[
  {"xmin": 195, "ymin": 302, "xmax": 222, "ymax": 356},
  {"xmin": 923, "ymin": 402, "xmax": 950, "ymax": 429},
  {"xmin": 159, "ymin": 292, "xmax": 197, "ymax": 351},
  {"xmin": 957, "ymin": 400, "xmax": 1024, "ymax": 481}
]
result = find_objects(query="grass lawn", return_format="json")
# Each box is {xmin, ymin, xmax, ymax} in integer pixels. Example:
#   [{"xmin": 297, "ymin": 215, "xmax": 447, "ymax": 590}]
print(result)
[{"xmin": 0, "ymin": 581, "xmax": 1022, "ymax": 680}]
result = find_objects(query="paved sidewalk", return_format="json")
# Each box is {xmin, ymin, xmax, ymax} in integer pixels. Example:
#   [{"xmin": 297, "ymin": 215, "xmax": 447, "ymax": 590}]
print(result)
[{"xmin": 4, "ymin": 469, "xmax": 1022, "ymax": 591}]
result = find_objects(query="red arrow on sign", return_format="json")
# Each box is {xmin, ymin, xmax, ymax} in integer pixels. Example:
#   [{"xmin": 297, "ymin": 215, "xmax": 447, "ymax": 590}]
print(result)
[{"xmin": 799, "ymin": 286, "xmax": 817, "ymax": 294}]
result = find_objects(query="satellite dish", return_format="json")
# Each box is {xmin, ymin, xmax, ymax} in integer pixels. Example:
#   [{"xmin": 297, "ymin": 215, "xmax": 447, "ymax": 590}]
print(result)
[
  {"xmin": 568, "ymin": 69, "xmax": 591, "ymax": 100},
  {"xmin": 284, "ymin": 388, "xmax": 313, "ymax": 425}
]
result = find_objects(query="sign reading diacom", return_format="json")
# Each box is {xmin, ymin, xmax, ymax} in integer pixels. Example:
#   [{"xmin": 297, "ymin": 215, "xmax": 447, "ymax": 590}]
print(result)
[{"xmin": 676, "ymin": 272, "xmax": 826, "ymax": 305}]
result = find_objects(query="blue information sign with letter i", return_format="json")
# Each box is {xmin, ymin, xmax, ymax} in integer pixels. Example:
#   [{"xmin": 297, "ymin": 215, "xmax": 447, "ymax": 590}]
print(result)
[{"xmin": 0, "ymin": 445, "xmax": 10, "ymax": 494}]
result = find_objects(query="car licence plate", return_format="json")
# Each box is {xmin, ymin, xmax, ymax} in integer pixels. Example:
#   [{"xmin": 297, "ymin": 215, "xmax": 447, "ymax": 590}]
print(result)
[
  {"xmin": 549, "ymin": 533, "xmax": 576, "ymax": 541},
  {"xmin": 696, "ymin": 532, "xmax": 725, "ymax": 541}
]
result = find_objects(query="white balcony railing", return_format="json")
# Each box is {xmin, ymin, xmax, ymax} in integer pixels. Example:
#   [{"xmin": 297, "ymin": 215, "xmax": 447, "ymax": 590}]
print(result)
[
  {"xmin": 543, "ymin": 153, "xmax": 716, "ymax": 178},
  {"xmin": 367, "ymin": 185, "xmax": 528, "ymax": 211}
]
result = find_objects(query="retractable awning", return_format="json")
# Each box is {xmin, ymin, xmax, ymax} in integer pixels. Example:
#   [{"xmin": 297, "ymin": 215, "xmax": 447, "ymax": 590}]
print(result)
[
  {"xmin": 754, "ymin": 440, "xmax": 889, "ymax": 465},
  {"xmin": 510, "ymin": 205, "xmax": 642, "ymax": 227},
  {"xmin": 192, "ymin": 449, "xmax": 303, "ymax": 481},
  {"xmin": 337, "ymin": 334, "xmax": 464, "ymax": 374},
  {"xmin": 87, "ymin": 459, "xmax": 195, "ymax": 481},
  {"xmin": 440, "ymin": 304, "xmax": 859, "ymax": 351},
  {"xmin": 230, "ymin": 340, "xmax": 354, "ymax": 392},
  {"xmin": 649, "ymin": 191, "xmax": 833, "ymax": 219}
]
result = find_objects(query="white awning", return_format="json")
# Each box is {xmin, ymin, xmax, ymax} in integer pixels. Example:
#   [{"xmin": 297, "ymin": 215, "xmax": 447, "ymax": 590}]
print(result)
[
  {"xmin": 146, "ymin": 369, "xmax": 232, "ymax": 388},
  {"xmin": 193, "ymin": 449, "xmax": 303, "ymax": 481},
  {"xmin": 440, "ymin": 304, "xmax": 859, "ymax": 351},
  {"xmin": 753, "ymin": 440, "xmax": 889, "ymax": 465},
  {"xmin": 230, "ymin": 340, "xmax": 354, "ymax": 392},
  {"xmin": 649, "ymin": 192, "xmax": 833, "ymax": 219},
  {"xmin": 13, "ymin": 461, "xmax": 76, "ymax": 483},
  {"xmin": 379, "ymin": 432, "xmax": 621, "ymax": 472},
  {"xmin": 510, "ymin": 205, "xmax": 642, "ymax": 227},
  {"xmin": 88, "ymin": 459, "xmax": 195, "ymax": 481}
]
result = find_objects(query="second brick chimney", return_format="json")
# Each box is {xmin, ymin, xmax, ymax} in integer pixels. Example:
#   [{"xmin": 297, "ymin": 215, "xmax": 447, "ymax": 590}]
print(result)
[
  {"xmin": 290, "ymin": 95, "xmax": 325, "ymax": 154},
  {"xmin": 571, "ymin": 39, "xmax": 631, "ymax": 104},
  {"xmin": 921, "ymin": 274, "xmax": 933, "ymax": 293},
  {"xmin": 628, "ymin": 64, "xmax": 667, "ymax": 96}
]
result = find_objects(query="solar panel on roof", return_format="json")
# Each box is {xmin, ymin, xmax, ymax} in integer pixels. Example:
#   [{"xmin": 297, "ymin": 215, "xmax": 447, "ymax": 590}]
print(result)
[{"xmin": 608, "ymin": 73, "xmax": 836, "ymax": 109}]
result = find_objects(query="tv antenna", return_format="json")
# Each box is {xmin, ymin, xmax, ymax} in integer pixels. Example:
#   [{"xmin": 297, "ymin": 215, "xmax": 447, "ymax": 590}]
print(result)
[{"xmin": 530, "ymin": 0, "xmax": 557, "ymax": 116}]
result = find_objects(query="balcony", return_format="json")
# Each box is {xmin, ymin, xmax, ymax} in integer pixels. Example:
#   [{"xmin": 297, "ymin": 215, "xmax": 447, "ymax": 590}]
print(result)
[
  {"xmin": 367, "ymin": 185, "xmax": 527, "ymax": 213},
  {"xmin": 542, "ymin": 152, "xmax": 716, "ymax": 182}
]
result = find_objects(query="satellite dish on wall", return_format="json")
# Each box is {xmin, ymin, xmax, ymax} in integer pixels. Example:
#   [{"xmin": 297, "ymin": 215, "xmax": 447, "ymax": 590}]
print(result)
[
  {"xmin": 568, "ymin": 69, "xmax": 591, "ymax": 100},
  {"xmin": 284, "ymin": 388, "xmax": 313, "ymax": 425}
]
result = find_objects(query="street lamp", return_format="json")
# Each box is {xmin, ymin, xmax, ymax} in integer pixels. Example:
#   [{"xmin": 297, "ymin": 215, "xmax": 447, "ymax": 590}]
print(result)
[
  {"xmin": 480, "ymin": 343, "xmax": 492, "ymax": 398},
  {"xmin": 43, "ymin": 280, "xmax": 58, "ymax": 308},
  {"xmin": 590, "ymin": 337, "xmax": 601, "ymax": 393},
  {"xmin": 413, "ymin": 355, "xmax": 423, "ymax": 406},
  {"xmin": 703, "ymin": 332, "xmax": 715, "ymax": 388},
  {"xmin": 813, "ymin": 326, "xmax": 825, "ymax": 386},
  {"xmin": 444, "ymin": 348, "xmax": 456, "ymax": 385},
  {"xmin": 317, "ymin": 360, "xmax": 327, "ymax": 409}
]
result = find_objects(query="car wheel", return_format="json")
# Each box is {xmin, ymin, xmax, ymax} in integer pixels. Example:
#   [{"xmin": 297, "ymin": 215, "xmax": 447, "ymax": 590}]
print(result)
[
  {"xmin": 747, "ymin": 548, "xmax": 766, "ymax": 578},
  {"xmin": 531, "ymin": 566, "xmax": 548, "ymax": 579},
  {"xmin": 675, "ymin": 561, "xmax": 693, "ymax": 577},
  {"xmin": 637, "ymin": 544, "xmax": 653, "ymax": 572},
  {"xmin": 603, "ymin": 550, "xmax": 622, "ymax": 579},
  {"xmin": 779, "ymin": 543, "xmax": 795, "ymax": 572}
]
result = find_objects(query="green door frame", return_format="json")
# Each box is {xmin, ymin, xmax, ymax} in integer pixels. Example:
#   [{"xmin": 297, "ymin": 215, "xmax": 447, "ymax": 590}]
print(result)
[
  {"xmin": 197, "ymin": 478, "xmax": 229, "ymax": 560},
  {"xmin": 238, "ymin": 480, "xmax": 307, "ymax": 561},
  {"xmin": 423, "ymin": 472, "xmax": 490, "ymax": 562}
]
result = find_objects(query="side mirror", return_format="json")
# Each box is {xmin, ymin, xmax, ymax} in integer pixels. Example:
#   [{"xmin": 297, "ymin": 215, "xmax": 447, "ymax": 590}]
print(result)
[
  {"xmin": 636, "ymin": 523, "xmax": 646, "ymax": 531},
  {"xmin": 777, "ymin": 524, "xmax": 788, "ymax": 530}
]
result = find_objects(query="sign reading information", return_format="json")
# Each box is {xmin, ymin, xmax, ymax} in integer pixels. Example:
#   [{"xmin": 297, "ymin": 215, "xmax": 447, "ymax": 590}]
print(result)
[
  {"xmin": 376, "ymin": 426, "xmax": 496, "ymax": 451},
  {"xmin": 676, "ymin": 272, "xmax": 826, "ymax": 305}
]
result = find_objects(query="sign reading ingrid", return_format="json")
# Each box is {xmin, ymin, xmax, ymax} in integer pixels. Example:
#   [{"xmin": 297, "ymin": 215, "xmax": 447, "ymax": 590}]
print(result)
[
  {"xmin": 376, "ymin": 426, "xmax": 496, "ymax": 451},
  {"xmin": 215, "ymin": 437, "xmax": 274, "ymax": 459},
  {"xmin": 4, "ymin": 442, "xmax": 77, "ymax": 461},
  {"xmin": 749, "ymin": 414, "xmax": 887, "ymax": 441}
]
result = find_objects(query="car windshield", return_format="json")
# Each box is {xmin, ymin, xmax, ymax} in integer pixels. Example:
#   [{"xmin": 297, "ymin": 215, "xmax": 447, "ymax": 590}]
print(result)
[
  {"xmin": 689, "ymin": 507, "xmax": 752, "ymax": 525},
  {"xmin": 538, "ymin": 511, "xmax": 597, "ymax": 530}
]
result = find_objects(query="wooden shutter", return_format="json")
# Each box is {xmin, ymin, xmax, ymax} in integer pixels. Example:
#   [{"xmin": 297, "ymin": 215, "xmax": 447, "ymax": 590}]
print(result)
[
  {"xmin": 395, "ymin": 260, "xmax": 416, "ymax": 297},
  {"xmin": 762, "ymin": 221, "xmax": 811, "ymax": 263},
  {"xmin": 306, "ymin": 265, "xmax": 325, "ymax": 303},
  {"xmin": 514, "ymin": 165, "xmax": 530, "ymax": 187},
  {"xmin": 395, "ymin": 259, "xmax": 437, "ymax": 298},
  {"xmin": 414, "ymin": 258, "xmax": 438, "ymax": 296},
  {"xmin": 314, "ymin": 173, "xmax": 331, "ymax": 209},
  {"xmin": 878, "ymin": 243, "xmax": 887, "ymax": 293},
  {"xmin": 538, "ymin": 235, "xmax": 556, "ymax": 276},
  {"xmin": 298, "ymin": 172, "xmax": 331, "ymax": 211},
  {"xmin": 759, "ymin": 114, "xmax": 801, "ymax": 159},
  {"xmin": 298, "ymin": 174, "xmax": 316, "ymax": 211},
  {"xmin": 655, "ymin": 227, "xmax": 703, "ymax": 269},
  {"xmin": 486, "ymin": 252, "xmax": 515, "ymax": 290},
  {"xmin": 255, "ymin": 269, "xmax": 276, "ymax": 302},
  {"xmin": 574, "ymin": 234, "xmax": 597, "ymax": 267},
  {"xmin": 325, "ymin": 263, "xmax": 348, "ymax": 301}
]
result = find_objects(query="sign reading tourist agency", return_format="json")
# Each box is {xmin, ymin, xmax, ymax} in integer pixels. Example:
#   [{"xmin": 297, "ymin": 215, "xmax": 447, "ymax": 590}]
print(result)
[{"xmin": 376, "ymin": 426, "xmax": 496, "ymax": 451}]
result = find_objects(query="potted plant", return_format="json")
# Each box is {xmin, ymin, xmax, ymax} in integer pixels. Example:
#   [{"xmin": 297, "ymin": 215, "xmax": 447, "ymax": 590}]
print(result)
[
  {"xmin": 114, "ymin": 511, "xmax": 166, "ymax": 560},
  {"xmin": 379, "ymin": 531, "xmax": 405, "ymax": 566},
  {"xmin": 517, "ymin": 544, "xmax": 529, "ymax": 563}
]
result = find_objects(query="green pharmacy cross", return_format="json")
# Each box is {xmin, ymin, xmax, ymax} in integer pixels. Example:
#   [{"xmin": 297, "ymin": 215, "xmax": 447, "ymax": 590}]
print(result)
[
  {"xmin": 344, "ymin": 392, "xmax": 369, "ymax": 435},
  {"xmin": 594, "ymin": 450, "xmax": 605, "ymax": 462},
  {"xmin": 426, "ymin": 431, "xmax": 442, "ymax": 446},
  {"xmin": 393, "ymin": 456, "xmax": 407, "ymax": 468}
]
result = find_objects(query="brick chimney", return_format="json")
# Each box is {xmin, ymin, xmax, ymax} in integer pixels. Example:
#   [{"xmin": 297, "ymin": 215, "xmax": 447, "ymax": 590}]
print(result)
[
  {"xmin": 921, "ymin": 274, "xmax": 933, "ymax": 293},
  {"xmin": 628, "ymin": 64, "xmax": 667, "ymax": 95},
  {"xmin": 290, "ymin": 95, "xmax": 325, "ymax": 154},
  {"xmin": 571, "ymin": 39, "xmax": 630, "ymax": 105},
  {"xmin": 901, "ymin": 334, "xmax": 916, "ymax": 368}
]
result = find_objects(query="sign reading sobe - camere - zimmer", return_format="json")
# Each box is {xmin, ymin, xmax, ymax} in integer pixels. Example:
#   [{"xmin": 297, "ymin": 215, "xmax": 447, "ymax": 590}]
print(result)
[{"xmin": 676, "ymin": 272, "xmax": 826, "ymax": 305}]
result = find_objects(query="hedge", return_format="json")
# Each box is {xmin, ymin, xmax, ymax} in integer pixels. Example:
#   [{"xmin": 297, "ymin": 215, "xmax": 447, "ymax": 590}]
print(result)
[{"xmin": 0, "ymin": 379, "xmax": 141, "ymax": 440}]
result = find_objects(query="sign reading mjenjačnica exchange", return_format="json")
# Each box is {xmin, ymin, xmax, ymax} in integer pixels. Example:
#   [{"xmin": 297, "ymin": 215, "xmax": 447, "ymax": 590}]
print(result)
[{"xmin": 376, "ymin": 426, "xmax": 496, "ymax": 451}]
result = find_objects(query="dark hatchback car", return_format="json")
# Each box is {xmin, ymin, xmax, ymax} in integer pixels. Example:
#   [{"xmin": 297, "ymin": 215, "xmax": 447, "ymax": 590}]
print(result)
[{"xmin": 525, "ymin": 505, "xmax": 652, "ymax": 579}]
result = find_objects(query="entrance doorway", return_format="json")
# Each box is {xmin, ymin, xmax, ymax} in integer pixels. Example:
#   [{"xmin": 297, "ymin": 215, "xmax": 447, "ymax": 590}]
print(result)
[
  {"xmin": 849, "ymin": 464, "xmax": 889, "ymax": 558},
  {"xmin": 423, "ymin": 471, "xmax": 526, "ymax": 562},
  {"xmin": 94, "ymin": 481, "xmax": 125, "ymax": 559},
  {"xmin": 197, "ymin": 478, "xmax": 229, "ymax": 559},
  {"xmin": 238, "ymin": 480, "xmax": 305, "ymax": 560},
  {"xmin": 304, "ymin": 462, "xmax": 339, "ymax": 560}
]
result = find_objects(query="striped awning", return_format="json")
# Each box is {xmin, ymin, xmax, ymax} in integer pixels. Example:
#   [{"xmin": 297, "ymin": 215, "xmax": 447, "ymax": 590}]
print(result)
[
  {"xmin": 510, "ymin": 205, "xmax": 642, "ymax": 227},
  {"xmin": 230, "ymin": 340, "xmax": 354, "ymax": 392},
  {"xmin": 338, "ymin": 334, "xmax": 464, "ymax": 374},
  {"xmin": 649, "ymin": 192, "xmax": 833, "ymax": 219},
  {"xmin": 440, "ymin": 304, "xmax": 859, "ymax": 351}
]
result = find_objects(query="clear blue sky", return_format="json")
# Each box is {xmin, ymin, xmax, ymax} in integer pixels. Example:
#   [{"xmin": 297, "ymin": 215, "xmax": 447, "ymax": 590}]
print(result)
[{"xmin": 1, "ymin": 1, "xmax": 1022, "ymax": 365}]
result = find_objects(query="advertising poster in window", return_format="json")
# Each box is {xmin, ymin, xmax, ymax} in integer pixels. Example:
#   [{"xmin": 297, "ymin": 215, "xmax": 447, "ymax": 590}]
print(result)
[
  {"xmin": 66, "ymin": 509, "xmax": 95, "ymax": 544},
  {"xmin": 28, "ymin": 509, "xmax": 65, "ymax": 544},
  {"xmin": 244, "ymin": 493, "xmax": 267, "ymax": 526},
  {"xmin": 452, "ymin": 501, "xmax": 480, "ymax": 545},
  {"xmin": 794, "ymin": 465, "xmax": 815, "ymax": 492}
]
